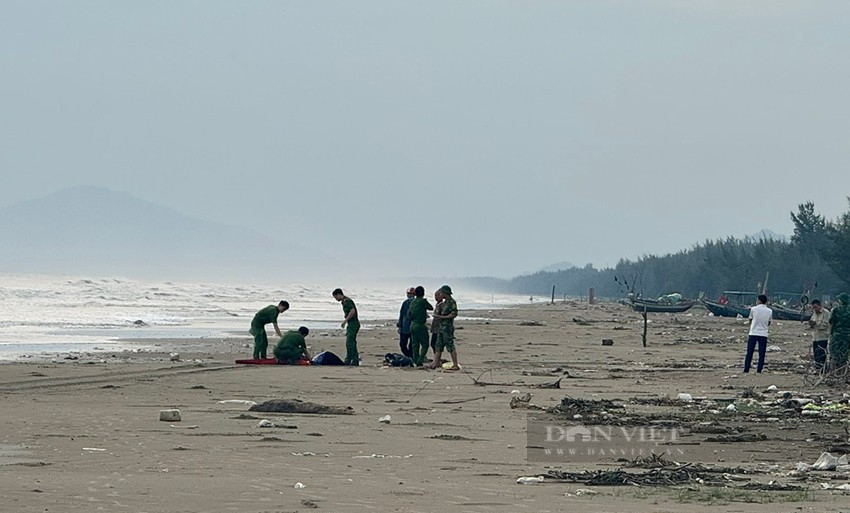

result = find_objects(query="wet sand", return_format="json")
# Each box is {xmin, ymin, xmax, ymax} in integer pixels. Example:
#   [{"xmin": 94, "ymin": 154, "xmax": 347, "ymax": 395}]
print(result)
[{"xmin": 1, "ymin": 301, "xmax": 849, "ymax": 512}]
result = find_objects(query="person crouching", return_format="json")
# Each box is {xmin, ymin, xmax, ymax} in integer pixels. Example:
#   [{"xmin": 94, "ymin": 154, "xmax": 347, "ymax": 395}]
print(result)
[{"xmin": 273, "ymin": 327, "xmax": 311, "ymax": 365}]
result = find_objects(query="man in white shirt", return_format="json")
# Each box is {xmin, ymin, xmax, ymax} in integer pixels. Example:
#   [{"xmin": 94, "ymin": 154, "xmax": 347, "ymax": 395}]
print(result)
[{"xmin": 744, "ymin": 294, "xmax": 772, "ymax": 373}]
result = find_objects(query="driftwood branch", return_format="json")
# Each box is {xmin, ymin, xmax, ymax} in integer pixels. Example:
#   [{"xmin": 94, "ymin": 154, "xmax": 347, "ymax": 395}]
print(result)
[
  {"xmin": 465, "ymin": 369, "xmax": 520, "ymax": 387},
  {"xmin": 435, "ymin": 396, "xmax": 486, "ymax": 404}
]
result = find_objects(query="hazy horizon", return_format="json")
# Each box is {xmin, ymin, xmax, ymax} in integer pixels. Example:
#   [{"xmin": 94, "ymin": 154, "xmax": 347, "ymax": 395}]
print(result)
[{"xmin": 2, "ymin": 2, "xmax": 849, "ymax": 279}]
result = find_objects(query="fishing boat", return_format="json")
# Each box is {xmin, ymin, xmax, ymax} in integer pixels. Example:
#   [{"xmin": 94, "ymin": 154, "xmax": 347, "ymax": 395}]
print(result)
[
  {"xmin": 701, "ymin": 299, "xmax": 750, "ymax": 318},
  {"xmin": 630, "ymin": 298, "xmax": 696, "ymax": 313},
  {"xmin": 701, "ymin": 290, "xmax": 812, "ymax": 321},
  {"xmin": 630, "ymin": 299, "xmax": 696, "ymax": 313},
  {"xmin": 701, "ymin": 291, "xmax": 754, "ymax": 318},
  {"xmin": 771, "ymin": 305, "xmax": 812, "ymax": 322}
]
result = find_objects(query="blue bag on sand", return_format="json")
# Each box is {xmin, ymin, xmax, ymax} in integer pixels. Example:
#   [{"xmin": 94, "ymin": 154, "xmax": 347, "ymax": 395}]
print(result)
[
  {"xmin": 312, "ymin": 351, "xmax": 345, "ymax": 366},
  {"xmin": 384, "ymin": 353, "xmax": 413, "ymax": 367}
]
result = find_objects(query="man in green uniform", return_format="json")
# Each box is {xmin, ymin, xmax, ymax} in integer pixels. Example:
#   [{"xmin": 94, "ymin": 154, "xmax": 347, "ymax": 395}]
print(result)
[
  {"xmin": 430, "ymin": 285, "xmax": 459, "ymax": 371},
  {"xmin": 829, "ymin": 293, "xmax": 850, "ymax": 369},
  {"xmin": 333, "ymin": 288, "xmax": 360, "ymax": 365},
  {"xmin": 250, "ymin": 301, "xmax": 289, "ymax": 359},
  {"xmin": 273, "ymin": 327, "xmax": 311, "ymax": 364},
  {"xmin": 407, "ymin": 285, "xmax": 433, "ymax": 367}
]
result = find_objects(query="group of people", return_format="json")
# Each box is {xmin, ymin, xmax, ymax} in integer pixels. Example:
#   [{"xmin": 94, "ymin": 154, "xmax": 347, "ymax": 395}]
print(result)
[
  {"xmin": 744, "ymin": 293, "xmax": 850, "ymax": 374},
  {"xmin": 396, "ymin": 285, "xmax": 459, "ymax": 370},
  {"xmin": 247, "ymin": 286, "xmax": 459, "ymax": 369}
]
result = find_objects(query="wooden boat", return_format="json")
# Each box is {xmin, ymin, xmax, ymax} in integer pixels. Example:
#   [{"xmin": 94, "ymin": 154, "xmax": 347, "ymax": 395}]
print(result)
[
  {"xmin": 630, "ymin": 299, "xmax": 696, "ymax": 313},
  {"xmin": 701, "ymin": 299, "xmax": 750, "ymax": 318},
  {"xmin": 702, "ymin": 290, "xmax": 813, "ymax": 321},
  {"xmin": 771, "ymin": 305, "xmax": 812, "ymax": 322}
]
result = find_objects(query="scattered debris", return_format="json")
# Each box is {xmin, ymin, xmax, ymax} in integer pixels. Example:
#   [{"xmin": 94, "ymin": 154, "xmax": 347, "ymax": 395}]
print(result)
[
  {"xmin": 510, "ymin": 393, "xmax": 543, "ymax": 410},
  {"xmin": 352, "ymin": 453, "xmax": 412, "ymax": 459},
  {"xmin": 257, "ymin": 420, "xmax": 275, "ymax": 428},
  {"xmin": 548, "ymin": 396, "xmax": 623, "ymax": 416},
  {"xmin": 378, "ymin": 415, "xmax": 392, "ymax": 424},
  {"xmin": 159, "ymin": 409, "xmax": 181, "ymax": 422},
  {"xmin": 434, "ymin": 396, "xmax": 485, "ymax": 405},
  {"xmin": 540, "ymin": 462, "xmax": 759, "ymax": 487},
  {"xmin": 533, "ymin": 378, "xmax": 562, "ymax": 389},
  {"xmin": 518, "ymin": 321, "xmax": 545, "ymax": 326},
  {"xmin": 629, "ymin": 396, "xmax": 682, "ymax": 406},
  {"xmin": 218, "ymin": 400, "xmax": 258, "ymax": 407},
  {"xmin": 677, "ymin": 393, "xmax": 693, "ymax": 403},
  {"xmin": 294, "ymin": 482, "xmax": 306, "ymax": 489},
  {"xmin": 704, "ymin": 433, "xmax": 766, "ymax": 443},
  {"xmin": 565, "ymin": 488, "xmax": 598, "ymax": 497},
  {"xmin": 689, "ymin": 422, "xmax": 743, "ymax": 435},
  {"xmin": 796, "ymin": 452, "xmax": 850, "ymax": 472},
  {"xmin": 820, "ymin": 483, "xmax": 850, "ymax": 491},
  {"xmin": 601, "ymin": 339, "xmax": 614, "ymax": 346},
  {"xmin": 517, "ymin": 476, "xmax": 545, "ymax": 485},
  {"xmin": 430, "ymin": 434, "xmax": 473, "ymax": 441},
  {"xmin": 622, "ymin": 453, "xmax": 677, "ymax": 469},
  {"xmin": 249, "ymin": 399, "xmax": 353, "ymax": 415}
]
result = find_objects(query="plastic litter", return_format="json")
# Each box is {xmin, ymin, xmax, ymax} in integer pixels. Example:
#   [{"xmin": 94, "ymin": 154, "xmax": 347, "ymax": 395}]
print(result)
[{"xmin": 517, "ymin": 476, "xmax": 545, "ymax": 485}]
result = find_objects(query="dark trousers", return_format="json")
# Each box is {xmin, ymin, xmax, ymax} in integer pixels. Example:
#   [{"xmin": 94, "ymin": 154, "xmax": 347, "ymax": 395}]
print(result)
[
  {"xmin": 399, "ymin": 332, "xmax": 412, "ymax": 358},
  {"xmin": 345, "ymin": 321, "xmax": 360, "ymax": 365},
  {"xmin": 813, "ymin": 339, "xmax": 828, "ymax": 369},
  {"xmin": 744, "ymin": 335, "xmax": 767, "ymax": 373}
]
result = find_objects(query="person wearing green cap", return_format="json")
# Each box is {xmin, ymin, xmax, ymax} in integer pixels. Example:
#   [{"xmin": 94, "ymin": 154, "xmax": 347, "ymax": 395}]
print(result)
[
  {"xmin": 249, "ymin": 301, "xmax": 289, "ymax": 359},
  {"xmin": 333, "ymin": 288, "xmax": 360, "ymax": 365},
  {"xmin": 429, "ymin": 285, "xmax": 459, "ymax": 370},
  {"xmin": 273, "ymin": 327, "xmax": 311, "ymax": 364},
  {"xmin": 407, "ymin": 285, "xmax": 433, "ymax": 366},
  {"xmin": 828, "ymin": 293, "xmax": 850, "ymax": 368}
]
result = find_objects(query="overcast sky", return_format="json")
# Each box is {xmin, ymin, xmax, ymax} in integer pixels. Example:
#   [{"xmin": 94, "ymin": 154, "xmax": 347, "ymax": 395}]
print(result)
[{"xmin": 2, "ymin": 1, "xmax": 849, "ymax": 279}]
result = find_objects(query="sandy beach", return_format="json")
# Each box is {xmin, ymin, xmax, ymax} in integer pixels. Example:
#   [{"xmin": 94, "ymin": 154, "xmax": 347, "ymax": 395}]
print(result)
[{"xmin": 2, "ymin": 301, "xmax": 850, "ymax": 512}]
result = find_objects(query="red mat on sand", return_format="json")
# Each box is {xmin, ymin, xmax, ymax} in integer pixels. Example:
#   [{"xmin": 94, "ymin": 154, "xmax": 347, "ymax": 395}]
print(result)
[{"xmin": 234, "ymin": 358, "xmax": 311, "ymax": 366}]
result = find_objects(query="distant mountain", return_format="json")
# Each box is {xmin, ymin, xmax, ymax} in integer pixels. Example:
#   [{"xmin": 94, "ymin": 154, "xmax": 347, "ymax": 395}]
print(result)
[
  {"xmin": 0, "ymin": 186, "xmax": 336, "ymax": 282},
  {"xmin": 745, "ymin": 229, "xmax": 789, "ymax": 243},
  {"xmin": 538, "ymin": 260, "xmax": 576, "ymax": 273}
]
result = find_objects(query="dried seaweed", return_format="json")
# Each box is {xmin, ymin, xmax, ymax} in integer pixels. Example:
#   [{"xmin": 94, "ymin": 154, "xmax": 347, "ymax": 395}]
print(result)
[{"xmin": 548, "ymin": 396, "xmax": 624, "ymax": 415}]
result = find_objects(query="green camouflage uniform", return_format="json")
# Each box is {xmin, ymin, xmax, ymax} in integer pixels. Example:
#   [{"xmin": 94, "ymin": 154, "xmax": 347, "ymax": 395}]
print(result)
[
  {"xmin": 273, "ymin": 330, "xmax": 307, "ymax": 364},
  {"xmin": 341, "ymin": 296, "xmax": 360, "ymax": 365},
  {"xmin": 407, "ymin": 297, "xmax": 433, "ymax": 366},
  {"xmin": 436, "ymin": 296, "xmax": 458, "ymax": 353},
  {"xmin": 829, "ymin": 293, "xmax": 850, "ymax": 368},
  {"xmin": 250, "ymin": 305, "xmax": 280, "ymax": 359}
]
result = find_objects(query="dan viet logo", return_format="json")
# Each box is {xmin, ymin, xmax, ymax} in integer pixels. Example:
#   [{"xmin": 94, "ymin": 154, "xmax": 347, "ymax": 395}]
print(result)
[{"xmin": 528, "ymin": 421, "xmax": 686, "ymax": 462}]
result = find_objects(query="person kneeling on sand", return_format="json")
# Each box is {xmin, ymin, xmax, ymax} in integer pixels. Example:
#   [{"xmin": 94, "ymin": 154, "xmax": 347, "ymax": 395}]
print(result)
[
  {"xmin": 429, "ymin": 285, "xmax": 459, "ymax": 371},
  {"xmin": 273, "ymin": 327, "xmax": 311, "ymax": 365}
]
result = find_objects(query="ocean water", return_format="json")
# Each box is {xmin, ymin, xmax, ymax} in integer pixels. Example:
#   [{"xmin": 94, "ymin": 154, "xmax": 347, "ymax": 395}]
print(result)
[{"xmin": 0, "ymin": 273, "xmax": 523, "ymax": 359}]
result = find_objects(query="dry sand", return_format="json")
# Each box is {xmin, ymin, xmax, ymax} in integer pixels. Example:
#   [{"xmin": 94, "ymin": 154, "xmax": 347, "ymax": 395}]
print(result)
[{"xmin": 2, "ymin": 301, "xmax": 850, "ymax": 512}]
